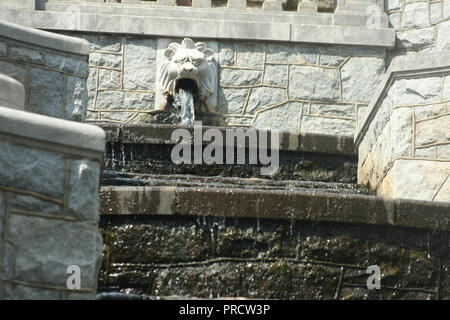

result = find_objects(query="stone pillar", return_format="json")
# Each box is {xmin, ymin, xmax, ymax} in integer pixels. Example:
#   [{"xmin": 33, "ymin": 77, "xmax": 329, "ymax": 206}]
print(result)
[
  {"xmin": 157, "ymin": 0, "xmax": 177, "ymax": 6},
  {"xmin": 192, "ymin": 0, "xmax": 211, "ymax": 7},
  {"xmin": 227, "ymin": 0, "xmax": 247, "ymax": 9},
  {"xmin": 0, "ymin": 0, "xmax": 36, "ymax": 10},
  {"xmin": 262, "ymin": 0, "xmax": 283, "ymax": 11},
  {"xmin": 297, "ymin": 0, "xmax": 318, "ymax": 13},
  {"xmin": 334, "ymin": 0, "xmax": 387, "ymax": 28},
  {"xmin": 122, "ymin": 0, "xmax": 141, "ymax": 4}
]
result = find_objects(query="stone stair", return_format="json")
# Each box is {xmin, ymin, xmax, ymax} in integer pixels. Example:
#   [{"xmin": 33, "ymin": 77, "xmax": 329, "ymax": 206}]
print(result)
[{"xmin": 95, "ymin": 124, "xmax": 450, "ymax": 300}]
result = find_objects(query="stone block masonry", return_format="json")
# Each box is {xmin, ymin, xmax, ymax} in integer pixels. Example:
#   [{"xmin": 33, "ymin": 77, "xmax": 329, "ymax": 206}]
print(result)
[
  {"xmin": 386, "ymin": 0, "xmax": 450, "ymax": 63},
  {"xmin": 59, "ymin": 32, "xmax": 386, "ymax": 138},
  {"xmin": 98, "ymin": 187, "xmax": 450, "ymax": 299},
  {"xmin": 0, "ymin": 106, "xmax": 105, "ymax": 299},
  {"xmin": 0, "ymin": 20, "xmax": 89, "ymax": 121},
  {"xmin": 356, "ymin": 51, "xmax": 450, "ymax": 202}
]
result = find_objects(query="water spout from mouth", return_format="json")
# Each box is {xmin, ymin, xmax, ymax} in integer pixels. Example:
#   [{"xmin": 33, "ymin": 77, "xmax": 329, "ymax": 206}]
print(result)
[
  {"xmin": 174, "ymin": 88, "xmax": 195, "ymax": 125},
  {"xmin": 174, "ymin": 78, "xmax": 198, "ymax": 126}
]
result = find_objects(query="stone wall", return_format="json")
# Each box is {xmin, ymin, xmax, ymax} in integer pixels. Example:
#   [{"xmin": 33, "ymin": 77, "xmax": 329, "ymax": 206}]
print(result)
[
  {"xmin": 356, "ymin": 51, "xmax": 450, "ymax": 201},
  {"xmin": 98, "ymin": 190, "xmax": 450, "ymax": 299},
  {"xmin": 0, "ymin": 106, "xmax": 105, "ymax": 299},
  {"xmin": 386, "ymin": 0, "xmax": 450, "ymax": 62},
  {"xmin": 59, "ymin": 32, "xmax": 385, "ymax": 137},
  {"xmin": 0, "ymin": 20, "xmax": 90, "ymax": 121}
]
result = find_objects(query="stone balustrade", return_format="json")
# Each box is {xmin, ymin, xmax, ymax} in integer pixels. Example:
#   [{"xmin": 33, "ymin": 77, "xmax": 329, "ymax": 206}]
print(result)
[
  {"xmin": 0, "ymin": 20, "xmax": 90, "ymax": 121},
  {"xmin": 355, "ymin": 51, "xmax": 450, "ymax": 202}
]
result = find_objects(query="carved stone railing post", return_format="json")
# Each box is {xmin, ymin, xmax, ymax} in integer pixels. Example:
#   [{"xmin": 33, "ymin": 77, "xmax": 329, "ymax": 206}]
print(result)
[
  {"xmin": 192, "ymin": 0, "xmax": 212, "ymax": 8},
  {"xmin": 227, "ymin": 0, "xmax": 247, "ymax": 9},
  {"xmin": 157, "ymin": 0, "xmax": 177, "ymax": 6},
  {"xmin": 297, "ymin": 0, "xmax": 318, "ymax": 13},
  {"xmin": 262, "ymin": 0, "xmax": 283, "ymax": 11},
  {"xmin": 334, "ymin": 0, "xmax": 387, "ymax": 28}
]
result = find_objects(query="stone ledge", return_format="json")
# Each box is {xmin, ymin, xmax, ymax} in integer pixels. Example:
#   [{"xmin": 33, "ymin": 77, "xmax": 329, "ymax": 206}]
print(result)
[
  {"xmin": 355, "ymin": 50, "xmax": 450, "ymax": 147},
  {"xmin": 100, "ymin": 185, "xmax": 450, "ymax": 231},
  {"xmin": 0, "ymin": 7, "xmax": 395, "ymax": 48},
  {"xmin": 0, "ymin": 73, "xmax": 25, "ymax": 110},
  {"xmin": 0, "ymin": 20, "xmax": 89, "ymax": 56},
  {"xmin": 98, "ymin": 123, "xmax": 356, "ymax": 155},
  {"xmin": 0, "ymin": 106, "xmax": 105, "ymax": 155}
]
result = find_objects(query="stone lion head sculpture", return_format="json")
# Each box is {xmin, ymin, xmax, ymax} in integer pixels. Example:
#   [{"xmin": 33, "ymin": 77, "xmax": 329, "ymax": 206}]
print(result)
[{"xmin": 158, "ymin": 38, "xmax": 217, "ymax": 113}]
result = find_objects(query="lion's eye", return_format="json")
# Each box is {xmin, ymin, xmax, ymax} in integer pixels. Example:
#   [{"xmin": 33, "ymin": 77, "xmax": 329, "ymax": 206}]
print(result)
[{"xmin": 192, "ymin": 59, "xmax": 201, "ymax": 66}]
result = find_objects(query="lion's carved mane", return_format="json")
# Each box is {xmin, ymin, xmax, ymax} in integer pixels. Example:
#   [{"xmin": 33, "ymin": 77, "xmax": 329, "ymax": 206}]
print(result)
[{"xmin": 158, "ymin": 38, "xmax": 217, "ymax": 113}]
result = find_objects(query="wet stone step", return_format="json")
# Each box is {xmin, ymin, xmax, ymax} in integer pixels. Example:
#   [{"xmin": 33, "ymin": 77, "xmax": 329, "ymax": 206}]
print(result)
[
  {"xmin": 98, "ymin": 124, "xmax": 358, "ymax": 183},
  {"xmin": 101, "ymin": 170, "xmax": 369, "ymax": 195}
]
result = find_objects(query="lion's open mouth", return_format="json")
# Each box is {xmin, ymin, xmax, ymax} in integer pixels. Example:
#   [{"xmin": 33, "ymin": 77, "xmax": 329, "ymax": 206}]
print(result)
[{"xmin": 175, "ymin": 78, "xmax": 199, "ymax": 98}]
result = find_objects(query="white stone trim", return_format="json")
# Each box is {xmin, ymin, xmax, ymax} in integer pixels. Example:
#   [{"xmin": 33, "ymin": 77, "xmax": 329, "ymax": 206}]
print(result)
[
  {"xmin": 355, "ymin": 50, "xmax": 450, "ymax": 147},
  {"xmin": 0, "ymin": 6, "xmax": 395, "ymax": 48},
  {"xmin": 0, "ymin": 106, "xmax": 105, "ymax": 153},
  {"xmin": 0, "ymin": 19, "xmax": 89, "ymax": 55}
]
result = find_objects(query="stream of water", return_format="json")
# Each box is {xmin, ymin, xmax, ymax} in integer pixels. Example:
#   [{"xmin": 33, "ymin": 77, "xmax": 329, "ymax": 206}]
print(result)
[{"xmin": 174, "ymin": 88, "xmax": 195, "ymax": 126}]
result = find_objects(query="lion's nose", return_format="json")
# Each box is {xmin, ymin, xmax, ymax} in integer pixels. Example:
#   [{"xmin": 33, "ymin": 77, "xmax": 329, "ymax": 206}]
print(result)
[{"xmin": 182, "ymin": 63, "xmax": 195, "ymax": 72}]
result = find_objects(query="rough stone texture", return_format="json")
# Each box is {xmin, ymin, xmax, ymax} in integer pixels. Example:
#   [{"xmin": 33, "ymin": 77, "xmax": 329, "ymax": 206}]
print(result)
[
  {"xmin": 443, "ymin": 76, "xmax": 450, "ymax": 99},
  {"xmin": 266, "ymin": 43, "xmax": 318, "ymax": 65},
  {"xmin": 10, "ymin": 194, "xmax": 61, "ymax": 216},
  {"xmin": 45, "ymin": 54, "xmax": 89, "ymax": 78},
  {"xmin": 0, "ymin": 106, "xmax": 105, "ymax": 300},
  {"xmin": 357, "ymin": 53, "xmax": 450, "ymax": 202},
  {"xmin": 235, "ymin": 42, "xmax": 264, "ymax": 69},
  {"xmin": 123, "ymin": 38, "xmax": 156, "ymax": 90},
  {"xmin": 217, "ymin": 88, "xmax": 248, "ymax": 114},
  {"xmin": 66, "ymin": 76, "xmax": 88, "ymax": 121},
  {"xmin": 246, "ymin": 87, "xmax": 286, "ymax": 114},
  {"xmin": 67, "ymin": 160, "xmax": 101, "ymax": 221},
  {"xmin": 381, "ymin": 160, "xmax": 450, "ymax": 201},
  {"xmin": 29, "ymin": 68, "xmax": 64, "ymax": 118},
  {"xmin": 8, "ymin": 46, "xmax": 43, "ymax": 65},
  {"xmin": 0, "ymin": 26, "xmax": 89, "ymax": 122},
  {"xmin": 0, "ymin": 143, "xmax": 65, "ymax": 198},
  {"xmin": 388, "ymin": 77, "xmax": 442, "ymax": 106},
  {"xmin": 445, "ymin": 0, "xmax": 450, "ymax": 19},
  {"xmin": 124, "ymin": 92, "xmax": 155, "ymax": 110},
  {"xmin": 253, "ymin": 102, "xmax": 301, "ymax": 131},
  {"xmin": 6, "ymin": 214, "xmax": 102, "ymax": 288},
  {"xmin": 89, "ymin": 52, "xmax": 122, "ymax": 69},
  {"xmin": 289, "ymin": 66, "xmax": 340, "ymax": 101},
  {"xmin": 341, "ymin": 57, "xmax": 385, "ymax": 103},
  {"xmin": 263, "ymin": 64, "xmax": 287, "ymax": 86},
  {"xmin": 430, "ymin": 2, "xmax": 443, "ymax": 24},
  {"xmin": 220, "ymin": 68, "xmax": 262, "ymax": 86},
  {"xmin": 396, "ymin": 28, "xmax": 435, "ymax": 50},
  {"xmin": 218, "ymin": 42, "xmax": 234, "ymax": 66},
  {"xmin": 414, "ymin": 103, "xmax": 447, "ymax": 121},
  {"xmin": 309, "ymin": 103, "xmax": 355, "ymax": 118},
  {"xmin": 96, "ymin": 91, "xmax": 125, "ymax": 110},
  {"xmin": 64, "ymin": 31, "xmax": 387, "ymax": 137},
  {"xmin": 415, "ymin": 115, "xmax": 450, "ymax": 147},
  {"xmin": 437, "ymin": 20, "xmax": 450, "ymax": 51},
  {"xmin": 98, "ymin": 69, "xmax": 121, "ymax": 89},
  {"xmin": 301, "ymin": 116, "xmax": 354, "ymax": 137},
  {"xmin": 401, "ymin": 3, "xmax": 429, "ymax": 29}
]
